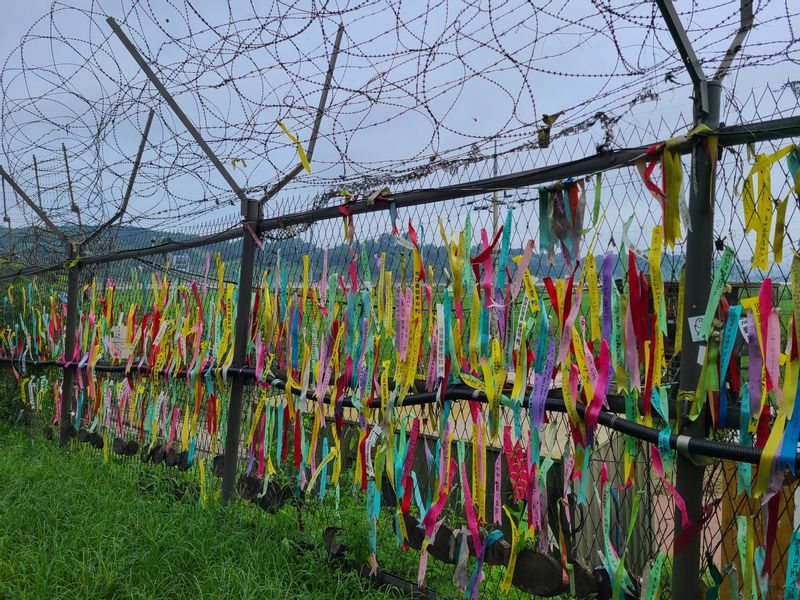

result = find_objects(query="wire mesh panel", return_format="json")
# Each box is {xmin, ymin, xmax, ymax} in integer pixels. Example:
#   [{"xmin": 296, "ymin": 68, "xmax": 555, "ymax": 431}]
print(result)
[
  {"xmin": 0, "ymin": 151, "xmax": 676, "ymax": 594},
  {"xmin": 0, "ymin": 81, "xmax": 797, "ymax": 600},
  {"xmin": 696, "ymin": 85, "xmax": 800, "ymax": 599}
]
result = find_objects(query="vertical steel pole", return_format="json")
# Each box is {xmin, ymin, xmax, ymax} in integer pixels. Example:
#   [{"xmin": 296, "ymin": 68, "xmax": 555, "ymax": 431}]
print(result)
[
  {"xmin": 221, "ymin": 199, "xmax": 260, "ymax": 503},
  {"xmin": 60, "ymin": 242, "xmax": 80, "ymax": 446},
  {"xmin": 672, "ymin": 80, "xmax": 721, "ymax": 597}
]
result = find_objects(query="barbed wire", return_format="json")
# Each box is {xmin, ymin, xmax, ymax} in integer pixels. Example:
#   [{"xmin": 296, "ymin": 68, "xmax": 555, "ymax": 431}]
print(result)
[{"xmin": 0, "ymin": 0, "xmax": 796, "ymax": 234}]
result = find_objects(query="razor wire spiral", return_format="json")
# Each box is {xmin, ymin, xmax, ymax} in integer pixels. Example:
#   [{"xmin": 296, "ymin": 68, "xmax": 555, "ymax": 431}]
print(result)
[{"xmin": 0, "ymin": 0, "xmax": 797, "ymax": 239}]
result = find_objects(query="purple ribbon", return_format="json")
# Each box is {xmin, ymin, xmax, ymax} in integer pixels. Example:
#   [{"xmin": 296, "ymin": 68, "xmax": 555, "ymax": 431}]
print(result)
[
  {"xmin": 746, "ymin": 312, "xmax": 761, "ymax": 418},
  {"xmin": 529, "ymin": 340, "xmax": 555, "ymax": 430},
  {"xmin": 601, "ymin": 252, "xmax": 614, "ymax": 343}
]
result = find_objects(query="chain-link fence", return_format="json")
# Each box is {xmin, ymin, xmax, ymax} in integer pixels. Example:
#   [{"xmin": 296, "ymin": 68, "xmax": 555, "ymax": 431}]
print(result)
[{"xmin": 0, "ymin": 78, "xmax": 798, "ymax": 600}]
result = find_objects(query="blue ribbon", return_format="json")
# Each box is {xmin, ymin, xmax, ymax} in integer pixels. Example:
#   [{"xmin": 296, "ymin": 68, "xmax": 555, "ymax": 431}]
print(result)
[
  {"xmin": 780, "ymin": 374, "xmax": 800, "ymax": 473},
  {"xmin": 719, "ymin": 305, "xmax": 742, "ymax": 429},
  {"xmin": 465, "ymin": 529, "xmax": 504, "ymax": 598}
]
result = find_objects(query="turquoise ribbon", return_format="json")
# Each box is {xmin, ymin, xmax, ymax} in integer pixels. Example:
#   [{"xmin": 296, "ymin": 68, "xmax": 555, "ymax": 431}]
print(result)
[
  {"xmin": 276, "ymin": 403, "xmax": 284, "ymax": 468},
  {"xmin": 319, "ymin": 437, "xmax": 329, "ymax": 499},
  {"xmin": 576, "ymin": 446, "xmax": 590, "ymax": 505},
  {"xmin": 738, "ymin": 387, "xmax": 753, "ymax": 495},
  {"xmin": 279, "ymin": 268, "xmax": 288, "ymax": 318},
  {"xmin": 187, "ymin": 437, "xmax": 196, "ymax": 467},
  {"xmin": 75, "ymin": 391, "xmax": 84, "ymax": 429},
  {"xmin": 478, "ymin": 305, "xmax": 488, "ymax": 359},
  {"xmin": 719, "ymin": 304, "xmax": 742, "ymax": 428},
  {"xmin": 495, "ymin": 208, "xmax": 513, "ymax": 292},
  {"xmin": 534, "ymin": 300, "xmax": 548, "ymax": 373},
  {"xmin": 410, "ymin": 470, "xmax": 426, "ymax": 519},
  {"xmin": 539, "ymin": 187, "xmax": 552, "ymax": 253},
  {"xmin": 785, "ymin": 531, "xmax": 800, "ymax": 600},
  {"xmin": 652, "ymin": 387, "xmax": 673, "ymax": 472},
  {"xmin": 366, "ymin": 479, "xmax": 379, "ymax": 554}
]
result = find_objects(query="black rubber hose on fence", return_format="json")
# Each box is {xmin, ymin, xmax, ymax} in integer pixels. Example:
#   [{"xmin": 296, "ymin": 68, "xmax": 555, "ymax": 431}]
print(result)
[
  {"xmin": 1, "ymin": 356, "xmax": 782, "ymax": 469},
  {"xmin": 256, "ymin": 379, "xmax": 792, "ymax": 470}
]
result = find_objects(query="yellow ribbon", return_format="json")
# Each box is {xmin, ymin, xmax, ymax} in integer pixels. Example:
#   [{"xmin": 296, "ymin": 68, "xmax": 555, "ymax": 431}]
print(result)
[
  {"xmin": 306, "ymin": 447, "xmax": 339, "ymax": 492},
  {"xmin": 585, "ymin": 253, "xmax": 601, "ymax": 341},
  {"xmin": 247, "ymin": 395, "xmax": 267, "ymax": 446},
  {"xmin": 754, "ymin": 412, "xmax": 785, "ymax": 498},
  {"xmin": 500, "ymin": 505, "xmax": 524, "ymax": 593},
  {"xmin": 571, "ymin": 326, "xmax": 594, "ymax": 401},
  {"xmin": 277, "ymin": 121, "xmax": 312, "ymax": 174},
  {"xmin": 662, "ymin": 138, "xmax": 684, "ymax": 247},
  {"xmin": 199, "ymin": 458, "xmax": 207, "ymax": 508},
  {"xmin": 743, "ymin": 145, "xmax": 796, "ymax": 270},
  {"xmin": 331, "ymin": 426, "xmax": 342, "ymax": 485}
]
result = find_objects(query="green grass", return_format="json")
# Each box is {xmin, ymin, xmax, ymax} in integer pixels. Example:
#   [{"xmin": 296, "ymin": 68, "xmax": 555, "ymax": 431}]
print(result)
[{"xmin": 0, "ymin": 424, "xmax": 404, "ymax": 600}]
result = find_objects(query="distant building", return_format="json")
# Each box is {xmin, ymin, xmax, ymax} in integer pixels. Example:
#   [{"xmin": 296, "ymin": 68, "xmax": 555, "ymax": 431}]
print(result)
[{"xmin": 171, "ymin": 253, "xmax": 189, "ymax": 270}]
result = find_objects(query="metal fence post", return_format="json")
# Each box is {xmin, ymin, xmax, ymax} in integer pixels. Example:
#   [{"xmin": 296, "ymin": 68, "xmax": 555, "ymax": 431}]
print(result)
[
  {"xmin": 673, "ymin": 80, "xmax": 721, "ymax": 596},
  {"xmin": 60, "ymin": 242, "xmax": 80, "ymax": 446},
  {"xmin": 221, "ymin": 199, "xmax": 260, "ymax": 503}
]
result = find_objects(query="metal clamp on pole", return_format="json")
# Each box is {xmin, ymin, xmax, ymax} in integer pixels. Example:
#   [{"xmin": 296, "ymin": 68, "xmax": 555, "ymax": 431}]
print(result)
[{"xmin": 675, "ymin": 391, "xmax": 716, "ymax": 467}]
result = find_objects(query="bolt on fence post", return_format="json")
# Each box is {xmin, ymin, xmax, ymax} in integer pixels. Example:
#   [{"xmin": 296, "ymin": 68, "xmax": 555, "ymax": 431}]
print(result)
[
  {"xmin": 221, "ymin": 199, "xmax": 260, "ymax": 504},
  {"xmin": 672, "ymin": 80, "xmax": 721, "ymax": 597},
  {"xmin": 60, "ymin": 242, "xmax": 80, "ymax": 446}
]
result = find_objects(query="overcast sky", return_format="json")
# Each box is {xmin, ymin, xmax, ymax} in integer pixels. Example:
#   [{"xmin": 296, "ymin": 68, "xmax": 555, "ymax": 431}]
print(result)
[{"xmin": 0, "ymin": 4, "xmax": 43, "ymax": 64}]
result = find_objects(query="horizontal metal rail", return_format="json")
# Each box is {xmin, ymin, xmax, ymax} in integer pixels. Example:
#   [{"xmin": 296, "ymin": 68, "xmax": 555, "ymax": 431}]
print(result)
[
  {"xmin": 0, "ymin": 115, "xmax": 797, "ymax": 282},
  {"xmin": 2, "ymin": 356, "xmax": 770, "ymax": 468}
]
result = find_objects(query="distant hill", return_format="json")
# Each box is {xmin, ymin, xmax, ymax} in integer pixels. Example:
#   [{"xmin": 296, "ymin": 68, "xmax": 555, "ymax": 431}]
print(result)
[{"xmin": 0, "ymin": 223, "xmax": 777, "ymax": 286}]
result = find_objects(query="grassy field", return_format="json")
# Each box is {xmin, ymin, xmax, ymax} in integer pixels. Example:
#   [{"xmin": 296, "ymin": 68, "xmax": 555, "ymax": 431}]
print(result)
[{"xmin": 0, "ymin": 424, "xmax": 404, "ymax": 600}]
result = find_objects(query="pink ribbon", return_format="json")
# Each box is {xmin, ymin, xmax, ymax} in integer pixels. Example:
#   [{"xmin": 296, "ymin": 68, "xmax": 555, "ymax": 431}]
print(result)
[
  {"xmin": 624, "ymin": 301, "xmax": 641, "ymax": 391},
  {"xmin": 585, "ymin": 340, "xmax": 611, "ymax": 445},
  {"xmin": 401, "ymin": 419, "xmax": 420, "ymax": 513},
  {"xmin": 166, "ymin": 406, "xmax": 180, "ymax": 448},
  {"xmin": 422, "ymin": 459, "xmax": 457, "ymax": 539},
  {"xmin": 765, "ymin": 309, "xmax": 781, "ymax": 406},
  {"xmin": 460, "ymin": 463, "xmax": 482, "ymax": 556},
  {"xmin": 510, "ymin": 240, "xmax": 534, "ymax": 300},
  {"xmin": 651, "ymin": 445, "xmax": 690, "ymax": 530}
]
